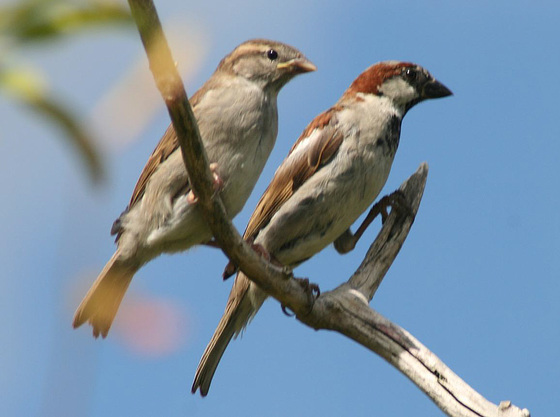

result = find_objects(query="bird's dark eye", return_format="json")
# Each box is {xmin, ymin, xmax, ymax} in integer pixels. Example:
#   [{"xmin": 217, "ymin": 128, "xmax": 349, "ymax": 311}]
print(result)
[
  {"xmin": 267, "ymin": 49, "xmax": 278, "ymax": 61},
  {"xmin": 404, "ymin": 68, "xmax": 418, "ymax": 81}
]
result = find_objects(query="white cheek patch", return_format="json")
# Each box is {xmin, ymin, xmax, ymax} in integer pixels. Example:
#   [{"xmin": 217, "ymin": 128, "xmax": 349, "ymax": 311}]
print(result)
[{"xmin": 378, "ymin": 77, "xmax": 417, "ymax": 102}]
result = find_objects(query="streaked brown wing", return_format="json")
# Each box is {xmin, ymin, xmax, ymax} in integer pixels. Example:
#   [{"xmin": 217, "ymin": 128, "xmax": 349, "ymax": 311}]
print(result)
[
  {"xmin": 128, "ymin": 125, "xmax": 177, "ymax": 207},
  {"xmin": 127, "ymin": 86, "xmax": 208, "ymax": 208},
  {"xmin": 243, "ymin": 107, "xmax": 343, "ymax": 239}
]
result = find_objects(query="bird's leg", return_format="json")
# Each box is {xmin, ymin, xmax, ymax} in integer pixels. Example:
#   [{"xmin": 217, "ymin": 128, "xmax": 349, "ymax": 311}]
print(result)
[
  {"xmin": 222, "ymin": 240, "xmax": 272, "ymax": 280},
  {"xmin": 333, "ymin": 190, "xmax": 412, "ymax": 254},
  {"xmin": 187, "ymin": 163, "xmax": 224, "ymax": 204}
]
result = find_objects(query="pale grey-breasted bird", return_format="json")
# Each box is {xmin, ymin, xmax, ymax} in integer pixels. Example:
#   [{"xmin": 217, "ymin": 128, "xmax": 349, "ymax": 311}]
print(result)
[
  {"xmin": 73, "ymin": 39, "xmax": 316, "ymax": 338},
  {"xmin": 192, "ymin": 61, "xmax": 452, "ymax": 396}
]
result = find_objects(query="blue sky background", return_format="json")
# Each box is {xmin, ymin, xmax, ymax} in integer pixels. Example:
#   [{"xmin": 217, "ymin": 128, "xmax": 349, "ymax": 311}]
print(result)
[{"xmin": 1, "ymin": 0, "xmax": 559, "ymax": 416}]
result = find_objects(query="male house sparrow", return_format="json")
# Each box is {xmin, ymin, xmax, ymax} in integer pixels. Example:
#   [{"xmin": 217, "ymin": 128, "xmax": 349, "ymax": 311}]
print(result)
[
  {"xmin": 73, "ymin": 39, "xmax": 316, "ymax": 338},
  {"xmin": 192, "ymin": 61, "xmax": 452, "ymax": 396}
]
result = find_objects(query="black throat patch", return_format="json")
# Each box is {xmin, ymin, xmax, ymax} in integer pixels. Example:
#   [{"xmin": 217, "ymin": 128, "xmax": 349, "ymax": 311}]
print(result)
[{"xmin": 375, "ymin": 115, "xmax": 402, "ymax": 157}]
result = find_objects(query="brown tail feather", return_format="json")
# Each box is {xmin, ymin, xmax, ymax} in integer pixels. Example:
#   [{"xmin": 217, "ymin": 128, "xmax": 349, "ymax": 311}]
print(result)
[
  {"xmin": 192, "ymin": 274, "xmax": 263, "ymax": 396},
  {"xmin": 73, "ymin": 252, "xmax": 137, "ymax": 338}
]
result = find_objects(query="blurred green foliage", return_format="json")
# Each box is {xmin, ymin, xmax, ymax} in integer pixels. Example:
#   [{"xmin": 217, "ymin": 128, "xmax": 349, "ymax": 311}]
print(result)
[{"xmin": 0, "ymin": 0, "xmax": 133, "ymax": 183}]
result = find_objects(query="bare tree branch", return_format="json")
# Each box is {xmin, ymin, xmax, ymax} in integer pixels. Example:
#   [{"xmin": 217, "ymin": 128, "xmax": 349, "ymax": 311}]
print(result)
[
  {"xmin": 126, "ymin": 1, "xmax": 530, "ymax": 416},
  {"xmin": 294, "ymin": 164, "xmax": 529, "ymax": 417}
]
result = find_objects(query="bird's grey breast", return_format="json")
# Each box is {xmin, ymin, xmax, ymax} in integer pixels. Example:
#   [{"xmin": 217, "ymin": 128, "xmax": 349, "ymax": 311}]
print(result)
[{"xmin": 195, "ymin": 79, "xmax": 278, "ymax": 216}]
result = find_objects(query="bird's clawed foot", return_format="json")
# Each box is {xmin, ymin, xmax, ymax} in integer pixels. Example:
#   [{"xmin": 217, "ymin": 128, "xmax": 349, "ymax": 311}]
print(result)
[
  {"xmin": 281, "ymin": 277, "xmax": 320, "ymax": 316},
  {"xmin": 376, "ymin": 190, "xmax": 412, "ymax": 223},
  {"xmin": 187, "ymin": 163, "xmax": 224, "ymax": 204},
  {"xmin": 297, "ymin": 277, "xmax": 321, "ymax": 299}
]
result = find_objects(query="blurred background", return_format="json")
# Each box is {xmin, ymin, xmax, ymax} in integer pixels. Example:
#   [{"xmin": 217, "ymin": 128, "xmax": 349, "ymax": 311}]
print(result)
[{"xmin": 1, "ymin": 0, "xmax": 558, "ymax": 416}]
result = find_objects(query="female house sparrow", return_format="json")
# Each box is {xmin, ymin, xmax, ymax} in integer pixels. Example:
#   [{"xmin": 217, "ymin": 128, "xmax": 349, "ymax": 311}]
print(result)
[
  {"xmin": 192, "ymin": 61, "xmax": 452, "ymax": 396},
  {"xmin": 73, "ymin": 39, "xmax": 316, "ymax": 338}
]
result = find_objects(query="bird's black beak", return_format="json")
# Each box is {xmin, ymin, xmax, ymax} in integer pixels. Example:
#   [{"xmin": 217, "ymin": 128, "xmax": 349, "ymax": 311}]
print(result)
[{"xmin": 422, "ymin": 79, "xmax": 453, "ymax": 99}]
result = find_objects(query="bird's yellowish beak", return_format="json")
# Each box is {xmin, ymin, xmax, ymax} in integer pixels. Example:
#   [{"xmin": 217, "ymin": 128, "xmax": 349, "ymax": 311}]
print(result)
[{"xmin": 277, "ymin": 58, "xmax": 317, "ymax": 73}]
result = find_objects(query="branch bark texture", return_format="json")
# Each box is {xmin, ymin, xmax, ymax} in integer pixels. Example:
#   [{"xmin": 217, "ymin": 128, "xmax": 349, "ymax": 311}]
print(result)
[{"xmin": 126, "ymin": 1, "xmax": 530, "ymax": 416}]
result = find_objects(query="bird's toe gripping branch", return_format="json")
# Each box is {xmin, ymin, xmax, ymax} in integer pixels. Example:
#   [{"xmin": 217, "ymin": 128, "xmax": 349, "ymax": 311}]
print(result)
[
  {"xmin": 378, "ymin": 190, "xmax": 413, "ymax": 222},
  {"xmin": 187, "ymin": 162, "xmax": 224, "ymax": 204},
  {"xmin": 281, "ymin": 277, "xmax": 320, "ymax": 317}
]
